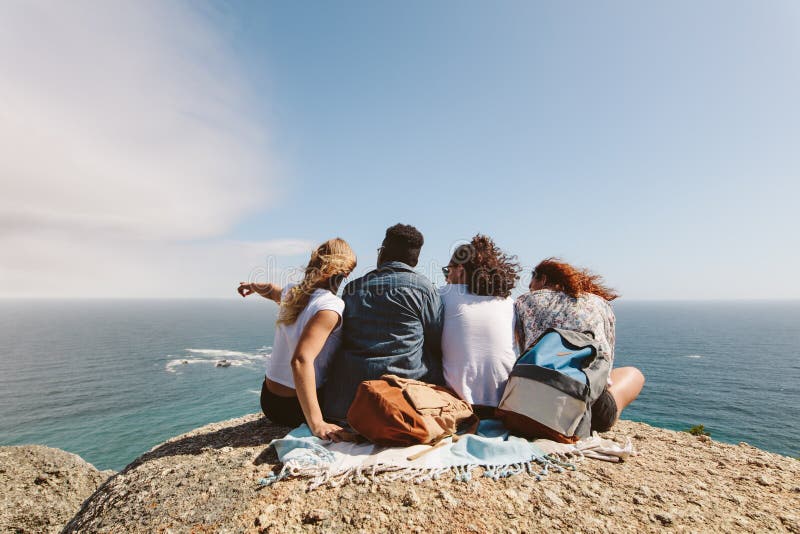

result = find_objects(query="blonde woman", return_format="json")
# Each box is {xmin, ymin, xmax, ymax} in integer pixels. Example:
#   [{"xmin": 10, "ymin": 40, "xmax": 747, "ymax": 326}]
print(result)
[{"xmin": 237, "ymin": 238, "xmax": 356, "ymax": 439}]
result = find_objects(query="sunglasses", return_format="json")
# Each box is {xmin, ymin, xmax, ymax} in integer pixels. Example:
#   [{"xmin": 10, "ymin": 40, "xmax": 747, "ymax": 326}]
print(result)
[{"xmin": 442, "ymin": 266, "xmax": 452, "ymax": 276}]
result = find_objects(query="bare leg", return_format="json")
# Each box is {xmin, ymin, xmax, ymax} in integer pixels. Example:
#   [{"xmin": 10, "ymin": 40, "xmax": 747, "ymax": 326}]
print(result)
[{"xmin": 608, "ymin": 366, "xmax": 645, "ymax": 414}]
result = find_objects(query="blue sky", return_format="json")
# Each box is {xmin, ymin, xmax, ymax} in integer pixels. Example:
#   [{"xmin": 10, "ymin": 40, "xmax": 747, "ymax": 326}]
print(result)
[{"xmin": 1, "ymin": 1, "xmax": 798, "ymax": 299}]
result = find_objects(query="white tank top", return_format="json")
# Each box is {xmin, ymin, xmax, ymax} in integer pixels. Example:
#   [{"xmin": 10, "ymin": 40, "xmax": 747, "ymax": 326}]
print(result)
[{"xmin": 266, "ymin": 284, "xmax": 345, "ymax": 389}]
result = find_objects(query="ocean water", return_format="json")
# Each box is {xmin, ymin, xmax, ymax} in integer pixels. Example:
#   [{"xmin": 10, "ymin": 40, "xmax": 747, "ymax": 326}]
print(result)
[
  {"xmin": 0, "ymin": 299, "xmax": 798, "ymax": 470},
  {"xmin": 613, "ymin": 301, "xmax": 800, "ymax": 455}
]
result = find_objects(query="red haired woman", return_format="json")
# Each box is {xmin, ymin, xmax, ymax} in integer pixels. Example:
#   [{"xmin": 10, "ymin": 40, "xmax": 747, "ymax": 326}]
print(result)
[{"xmin": 515, "ymin": 258, "xmax": 644, "ymax": 432}]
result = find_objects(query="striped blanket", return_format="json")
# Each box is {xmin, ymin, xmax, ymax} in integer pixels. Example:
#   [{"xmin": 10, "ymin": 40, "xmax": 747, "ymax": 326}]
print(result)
[{"xmin": 262, "ymin": 420, "xmax": 634, "ymax": 490}]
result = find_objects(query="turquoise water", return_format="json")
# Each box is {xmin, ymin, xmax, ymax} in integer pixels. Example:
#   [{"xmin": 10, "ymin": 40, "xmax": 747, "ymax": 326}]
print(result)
[
  {"xmin": 614, "ymin": 301, "xmax": 800, "ymax": 454},
  {"xmin": 1, "ymin": 299, "xmax": 798, "ymax": 470}
]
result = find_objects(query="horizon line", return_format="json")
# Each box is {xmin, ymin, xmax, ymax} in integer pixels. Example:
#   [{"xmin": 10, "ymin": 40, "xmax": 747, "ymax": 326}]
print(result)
[{"xmin": 2, "ymin": 296, "xmax": 799, "ymax": 303}]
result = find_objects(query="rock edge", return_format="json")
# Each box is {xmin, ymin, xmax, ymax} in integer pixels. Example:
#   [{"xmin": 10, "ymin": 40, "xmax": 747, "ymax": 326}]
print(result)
[{"xmin": 9, "ymin": 415, "xmax": 800, "ymax": 533}]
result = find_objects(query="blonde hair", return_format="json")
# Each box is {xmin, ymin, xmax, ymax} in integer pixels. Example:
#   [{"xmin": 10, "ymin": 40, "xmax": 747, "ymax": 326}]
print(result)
[{"xmin": 277, "ymin": 238, "xmax": 357, "ymax": 325}]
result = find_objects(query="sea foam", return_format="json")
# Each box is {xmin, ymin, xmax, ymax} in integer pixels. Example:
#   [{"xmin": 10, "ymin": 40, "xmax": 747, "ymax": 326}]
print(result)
[{"xmin": 165, "ymin": 346, "xmax": 272, "ymax": 373}]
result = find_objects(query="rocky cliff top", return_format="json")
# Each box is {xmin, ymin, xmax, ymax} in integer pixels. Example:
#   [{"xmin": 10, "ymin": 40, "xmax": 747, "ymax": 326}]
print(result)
[
  {"xmin": 0, "ymin": 445, "xmax": 113, "ymax": 534},
  {"xmin": 54, "ymin": 414, "xmax": 800, "ymax": 533}
]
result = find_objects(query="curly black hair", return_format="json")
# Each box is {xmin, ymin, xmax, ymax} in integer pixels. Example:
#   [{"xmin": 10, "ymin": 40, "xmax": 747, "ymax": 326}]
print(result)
[
  {"xmin": 381, "ymin": 223, "xmax": 424, "ymax": 266},
  {"xmin": 452, "ymin": 234, "xmax": 521, "ymax": 298}
]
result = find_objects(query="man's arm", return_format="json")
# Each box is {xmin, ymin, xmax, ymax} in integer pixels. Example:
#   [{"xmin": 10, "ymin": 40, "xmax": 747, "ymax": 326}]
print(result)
[
  {"xmin": 237, "ymin": 282, "xmax": 282, "ymax": 303},
  {"xmin": 420, "ymin": 287, "xmax": 444, "ymax": 383}
]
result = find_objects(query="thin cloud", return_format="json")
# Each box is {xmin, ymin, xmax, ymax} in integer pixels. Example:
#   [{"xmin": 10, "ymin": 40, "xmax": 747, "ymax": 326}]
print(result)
[
  {"xmin": 0, "ymin": 1, "xmax": 302, "ymax": 297},
  {"xmin": 0, "ymin": 0, "xmax": 312, "ymax": 296},
  {"xmin": 0, "ymin": 1, "xmax": 270, "ymax": 240},
  {"xmin": 0, "ymin": 232, "xmax": 316, "ymax": 298}
]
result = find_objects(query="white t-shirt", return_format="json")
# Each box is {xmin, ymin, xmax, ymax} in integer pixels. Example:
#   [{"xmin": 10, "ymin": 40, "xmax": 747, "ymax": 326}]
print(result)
[
  {"xmin": 266, "ymin": 284, "xmax": 345, "ymax": 389},
  {"xmin": 439, "ymin": 284, "xmax": 517, "ymax": 407}
]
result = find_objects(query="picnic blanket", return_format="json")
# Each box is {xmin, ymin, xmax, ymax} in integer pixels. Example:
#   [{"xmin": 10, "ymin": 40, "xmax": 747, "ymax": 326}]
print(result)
[{"xmin": 263, "ymin": 420, "xmax": 635, "ymax": 490}]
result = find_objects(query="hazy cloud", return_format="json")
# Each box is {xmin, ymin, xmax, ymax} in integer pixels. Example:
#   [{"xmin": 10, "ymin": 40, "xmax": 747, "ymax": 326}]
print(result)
[{"xmin": 0, "ymin": 1, "xmax": 304, "ymax": 297}]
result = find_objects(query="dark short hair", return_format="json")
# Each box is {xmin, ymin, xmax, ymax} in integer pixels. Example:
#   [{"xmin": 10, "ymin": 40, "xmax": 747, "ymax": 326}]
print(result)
[{"xmin": 381, "ymin": 223, "xmax": 424, "ymax": 267}]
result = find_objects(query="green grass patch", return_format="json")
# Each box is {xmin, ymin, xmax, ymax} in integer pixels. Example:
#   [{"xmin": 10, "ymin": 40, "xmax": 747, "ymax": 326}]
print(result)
[{"xmin": 686, "ymin": 424, "xmax": 711, "ymax": 437}]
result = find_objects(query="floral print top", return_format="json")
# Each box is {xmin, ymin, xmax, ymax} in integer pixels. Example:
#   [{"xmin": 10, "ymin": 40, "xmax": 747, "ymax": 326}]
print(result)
[{"xmin": 514, "ymin": 289, "xmax": 616, "ymax": 366}]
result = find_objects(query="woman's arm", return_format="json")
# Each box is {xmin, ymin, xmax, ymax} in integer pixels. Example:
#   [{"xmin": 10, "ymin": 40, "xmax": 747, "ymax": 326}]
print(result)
[
  {"xmin": 237, "ymin": 282, "xmax": 282, "ymax": 303},
  {"xmin": 291, "ymin": 309, "xmax": 342, "ymax": 439}
]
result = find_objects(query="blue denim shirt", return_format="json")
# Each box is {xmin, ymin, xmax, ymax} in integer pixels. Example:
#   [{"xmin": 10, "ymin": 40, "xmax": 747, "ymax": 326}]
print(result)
[{"xmin": 322, "ymin": 261, "xmax": 444, "ymax": 421}]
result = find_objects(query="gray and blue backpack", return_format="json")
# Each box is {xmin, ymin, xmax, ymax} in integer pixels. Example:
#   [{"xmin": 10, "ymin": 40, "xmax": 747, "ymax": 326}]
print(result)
[{"xmin": 497, "ymin": 328, "xmax": 610, "ymax": 443}]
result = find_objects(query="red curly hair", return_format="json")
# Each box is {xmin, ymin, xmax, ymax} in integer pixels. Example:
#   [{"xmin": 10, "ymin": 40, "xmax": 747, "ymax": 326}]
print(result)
[{"xmin": 533, "ymin": 258, "xmax": 619, "ymax": 301}]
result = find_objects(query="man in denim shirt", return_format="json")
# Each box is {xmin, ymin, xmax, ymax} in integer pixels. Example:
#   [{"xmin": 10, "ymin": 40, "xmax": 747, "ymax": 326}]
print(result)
[{"xmin": 323, "ymin": 224, "xmax": 444, "ymax": 421}]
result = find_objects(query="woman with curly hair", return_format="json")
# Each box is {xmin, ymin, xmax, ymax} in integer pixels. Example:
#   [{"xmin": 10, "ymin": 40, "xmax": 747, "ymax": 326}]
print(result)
[
  {"xmin": 515, "ymin": 258, "xmax": 644, "ymax": 432},
  {"xmin": 237, "ymin": 238, "xmax": 356, "ymax": 439},
  {"xmin": 440, "ymin": 234, "xmax": 521, "ymax": 415}
]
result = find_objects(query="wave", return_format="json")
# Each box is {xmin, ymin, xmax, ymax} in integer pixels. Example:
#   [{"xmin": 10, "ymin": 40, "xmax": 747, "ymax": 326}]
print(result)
[
  {"xmin": 184, "ymin": 349, "xmax": 257, "ymax": 358},
  {"xmin": 165, "ymin": 346, "xmax": 272, "ymax": 373},
  {"xmin": 685, "ymin": 354, "xmax": 703, "ymax": 359},
  {"xmin": 165, "ymin": 358, "xmax": 217, "ymax": 373}
]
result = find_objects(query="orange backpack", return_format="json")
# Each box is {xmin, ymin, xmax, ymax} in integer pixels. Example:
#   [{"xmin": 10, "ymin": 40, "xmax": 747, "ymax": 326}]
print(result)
[{"xmin": 346, "ymin": 375, "xmax": 478, "ymax": 446}]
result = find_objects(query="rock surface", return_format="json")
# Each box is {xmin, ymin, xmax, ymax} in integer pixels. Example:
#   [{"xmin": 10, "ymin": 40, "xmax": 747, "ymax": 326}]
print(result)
[
  {"xmin": 58, "ymin": 414, "xmax": 800, "ymax": 533},
  {"xmin": 0, "ymin": 445, "xmax": 114, "ymax": 534}
]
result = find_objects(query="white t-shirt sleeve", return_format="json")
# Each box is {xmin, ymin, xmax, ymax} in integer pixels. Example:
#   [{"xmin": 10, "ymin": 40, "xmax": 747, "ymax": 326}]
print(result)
[{"xmin": 307, "ymin": 292, "xmax": 345, "ymax": 331}]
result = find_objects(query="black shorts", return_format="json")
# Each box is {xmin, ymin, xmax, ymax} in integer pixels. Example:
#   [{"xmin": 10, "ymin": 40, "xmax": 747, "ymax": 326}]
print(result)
[
  {"xmin": 472, "ymin": 404, "xmax": 498, "ymax": 420},
  {"xmin": 259, "ymin": 378, "xmax": 306, "ymax": 427},
  {"xmin": 590, "ymin": 388, "xmax": 619, "ymax": 433}
]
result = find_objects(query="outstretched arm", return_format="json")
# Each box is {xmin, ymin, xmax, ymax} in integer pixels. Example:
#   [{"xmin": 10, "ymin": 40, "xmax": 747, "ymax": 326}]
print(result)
[
  {"xmin": 291, "ymin": 309, "xmax": 343, "ymax": 440},
  {"xmin": 237, "ymin": 282, "xmax": 282, "ymax": 303}
]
